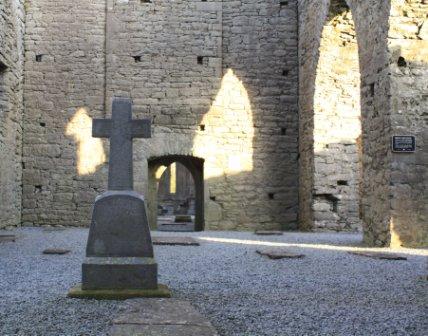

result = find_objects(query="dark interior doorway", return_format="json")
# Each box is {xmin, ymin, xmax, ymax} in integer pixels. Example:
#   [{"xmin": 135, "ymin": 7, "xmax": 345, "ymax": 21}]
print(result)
[{"xmin": 148, "ymin": 155, "xmax": 204, "ymax": 231}]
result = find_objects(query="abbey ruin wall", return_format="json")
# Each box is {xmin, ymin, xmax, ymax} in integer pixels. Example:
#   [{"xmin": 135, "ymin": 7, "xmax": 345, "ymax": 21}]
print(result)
[
  {"xmin": 0, "ymin": 0, "xmax": 25, "ymax": 229},
  {"xmin": 22, "ymin": 0, "xmax": 300, "ymax": 231},
  {"xmin": 388, "ymin": 0, "xmax": 428, "ymax": 247},
  {"xmin": 299, "ymin": 0, "xmax": 427, "ymax": 246}
]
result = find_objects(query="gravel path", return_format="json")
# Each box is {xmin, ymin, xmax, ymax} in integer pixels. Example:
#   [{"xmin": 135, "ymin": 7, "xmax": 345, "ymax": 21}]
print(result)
[{"xmin": 0, "ymin": 228, "xmax": 427, "ymax": 336}]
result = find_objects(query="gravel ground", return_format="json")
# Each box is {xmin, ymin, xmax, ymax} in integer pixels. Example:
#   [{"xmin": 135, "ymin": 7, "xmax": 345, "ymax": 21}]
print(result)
[{"xmin": 0, "ymin": 227, "xmax": 427, "ymax": 336}]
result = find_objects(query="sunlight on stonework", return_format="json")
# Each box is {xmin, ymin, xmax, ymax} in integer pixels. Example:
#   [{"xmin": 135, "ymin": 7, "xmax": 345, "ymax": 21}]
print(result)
[
  {"xmin": 65, "ymin": 108, "xmax": 106, "ymax": 175},
  {"xmin": 155, "ymin": 165, "xmax": 168, "ymax": 180},
  {"xmin": 193, "ymin": 69, "xmax": 254, "ymax": 178}
]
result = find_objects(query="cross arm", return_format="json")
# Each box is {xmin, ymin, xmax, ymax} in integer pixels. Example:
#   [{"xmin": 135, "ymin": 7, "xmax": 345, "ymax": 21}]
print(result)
[
  {"xmin": 131, "ymin": 119, "xmax": 151, "ymax": 138},
  {"xmin": 92, "ymin": 119, "xmax": 112, "ymax": 138}
]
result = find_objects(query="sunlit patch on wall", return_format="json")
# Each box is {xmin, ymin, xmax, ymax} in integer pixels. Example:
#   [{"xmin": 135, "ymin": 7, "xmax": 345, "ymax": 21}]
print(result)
[
  {"xmin": 193, "ymin": 69, "xmax": 254, "ymax": 178},
  {"xmin": 65, "ymin": 108, "xmax": 106, "ymax": 175}
]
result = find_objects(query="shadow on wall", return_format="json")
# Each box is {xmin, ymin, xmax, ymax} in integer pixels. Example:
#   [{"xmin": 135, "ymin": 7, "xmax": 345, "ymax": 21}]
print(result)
[
  {"xmin": 140, "ymin": 66, "xmax": 298, "ymax": 231},
  {"xmin": 64, "ymin": 3, "xmax": 299, "ymax": 232}
]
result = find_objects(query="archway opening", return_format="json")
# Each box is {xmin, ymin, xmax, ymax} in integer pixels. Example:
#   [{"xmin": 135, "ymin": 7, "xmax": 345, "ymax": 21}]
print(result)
[
  {"xmin": 157, "ymin": 162, "xmax": 195, "ymax": 231},
  {"xmin": 312, "ymin": 0, "xmax": 362, "ymax": 232},
  {"xmin": 148, "ymin": 155, "xmax": 204, "ymax": 232}
]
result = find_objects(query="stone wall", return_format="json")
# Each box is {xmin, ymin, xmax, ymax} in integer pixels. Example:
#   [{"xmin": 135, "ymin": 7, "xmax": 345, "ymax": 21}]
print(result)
[
  {"xmin": 22, "ymin": 0, "xmax": 299, "ymax": 230},
  {"xmin": 0, "ymin": 0, "xmax": 25, "ymax": 229},
  {"xmin": 299, "ymin": 0, "xmax": 392, "ymax": 242},
  {"xmin": 22, "ymin": 0, "xmax": 107, "ymax": 227},
  {"xmin": 312, "ymin": 0, "xmax": 362, "ymax": 231},
  {"xmin": 388, "ymin": 0, "xmax": 428, "ymax": 247},
  {"xmin": 348, "ymin": 0, "xmax": 393, "ymax": 246}
]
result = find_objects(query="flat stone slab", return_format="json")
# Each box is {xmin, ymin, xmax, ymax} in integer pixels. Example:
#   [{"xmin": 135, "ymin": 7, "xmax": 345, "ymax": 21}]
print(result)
[
  {"xmin": 348, "ymin": 251, "xmax": 407, "ymax": 260},
  {"xmin": 152, "ymin": 236, "xmax": 200, "ymax": 246},
  {"xmin": 42, "ymin": 248, "xmax": 71, "ymax": 255},
  {"xmin": 256, "ymin": 249, "xmax": 305, "ymax": 260},
  {"xmin": 254, "ymin": 230, "xmax": 283, "ymax": 236},
  {"xmin": 0, "ymin": 234, "xmax": 16, "ymax": 242},
  {"xmin": 68, "ymin": 284, "xmax": 171, "ymax": 300},
  {"xmin": 42, "ymin": 227, "xmax": 67, "ymax": 232},
  {"xmin": 110, "ymin": 298, "xmax": 218, "ymax": 336}
]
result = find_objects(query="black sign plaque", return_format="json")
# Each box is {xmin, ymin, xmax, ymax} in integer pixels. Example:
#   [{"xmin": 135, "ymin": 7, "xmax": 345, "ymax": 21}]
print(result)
[{"xmin": 391, "ymin": 136, "xmax": 416, "ymax": 153}]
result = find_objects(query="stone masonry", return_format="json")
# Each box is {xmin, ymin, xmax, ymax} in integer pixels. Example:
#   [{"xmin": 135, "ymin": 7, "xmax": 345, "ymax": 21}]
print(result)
[
  {"xmin": 298, "ymin": 0, "xmax": 427, "ymax": 246},
  {"xmin": 0, "ymin": 0, "xmax": 426, "ymax": 246},
  {"xmin": 312, "ymin": 0, "xmax": 362, "ymax": 231},
  {"xmin": 22, "ymin": 0, "xmax": 300, "ymax": 231},
  {"xmin": 0, "ymin": 0, "xmax": 25, "ymax": 229},
  {"xmin": 388, "ymin": 0, "xmax": 428, "ymax": 247}
]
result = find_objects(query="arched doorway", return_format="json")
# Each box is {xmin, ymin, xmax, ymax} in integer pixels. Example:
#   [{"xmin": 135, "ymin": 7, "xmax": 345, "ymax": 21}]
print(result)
[{"xmin": 148, "ymin": 155, "xmax": 204, "ymax": 231}]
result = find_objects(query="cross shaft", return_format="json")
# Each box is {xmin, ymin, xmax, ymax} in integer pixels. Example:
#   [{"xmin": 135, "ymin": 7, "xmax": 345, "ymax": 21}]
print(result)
[{"xmin": 92, "ymin": 98, "xmax": 151, "ymax": 190}]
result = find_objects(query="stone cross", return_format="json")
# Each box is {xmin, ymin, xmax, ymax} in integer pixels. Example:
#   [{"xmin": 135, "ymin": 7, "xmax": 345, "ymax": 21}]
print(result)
[{"xmin": 93, "ymin": 98, "xmax": 151, "ymax": 190}]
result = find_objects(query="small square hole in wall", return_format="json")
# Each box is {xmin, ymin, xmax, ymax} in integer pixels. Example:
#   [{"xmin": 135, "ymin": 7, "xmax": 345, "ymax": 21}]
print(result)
[
  {"xmin": 36, "ymin": 55, "xmax": 43, "ymax": 62},
  {"xmin": 39, "ymin": 122, "xmax": 46, "ymax": 127},
  {"xmin": 280, "ymin": 1, "xmax": 289, "ymax": 6},
  {"xmin": 133, "ymin": 55, "xmax": 142, "ymax": 62},
  {"xmin": 337, "ymin": 180, "xmax": 348, "ymax": 186},
  {"xmin": 141, "ymin": 0, "xmax": 152, "ymax": 3},
  {"xmin": 397, "ymin": 56, "xmax": 407, "ymax": 67},
  {"xmin": 281, "ymin": 128, "xmax": 286, "ymax": 135},
  {"xmin": 199, "ymin": 124, "xmax": 205, "ymax": 131},
  {"xmin": 370, "ymin": 83, "xmax": 375, "ymax": 97},
  {"xmin": 35, "ymin": 185, "xmax": 43, "ymax": 192},
  {"xmin": 268, "ymin": 193, "xmax": 275, "ymax": 200},
  {"xmin": 197, "ymin": 56, "xmax": 204, "ymax": 65},
  {"xmin": 210, "ymin": 196, "xmax": 216, "ymax": 201},
  {"xmin": 282, "ymin": 69, "xmax": 289, "ymax": 76},
  {"xmin": 0, "ymin": 60, "xmax": 7, "ymax": 73}
]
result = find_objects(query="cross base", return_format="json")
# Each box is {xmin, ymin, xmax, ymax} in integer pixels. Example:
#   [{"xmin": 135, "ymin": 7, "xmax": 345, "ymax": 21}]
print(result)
[
  {"xmin": 82, "ymin": 257, "xmax": 158, "ymax": 290},
  {"xmin": 68, "ymin": 283, "xmax": 171, "ymax": 300}
]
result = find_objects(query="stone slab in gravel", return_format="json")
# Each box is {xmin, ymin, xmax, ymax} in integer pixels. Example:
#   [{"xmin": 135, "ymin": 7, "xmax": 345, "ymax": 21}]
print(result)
[
  {"xmin": 256, "ymin": 248, "xmax": 305, "ymax": 259},
  {"xmin": 152, "ymin": 236, "xmax": 200, "ymax": 246},
  {"xmin": 349, "ymin": 251, "xmax": 407, "ymax": 260},
  {"xmin": 0, "ymin": 234, "xmax": 16, "ymax": 242},
  {"xmin": 110, "ymin": 298, "xmax": 218, "ymax": 336},
  {"xmin": 43, "ymin": 248, "xmax": 71, "ymax": 255},
  {"xmin": 43, "ymin": 227, "xmax": 67, "ymax": 232},
  {"xmin": 254, "ymin": 230, "xmax": 283, "ymax": 236}
]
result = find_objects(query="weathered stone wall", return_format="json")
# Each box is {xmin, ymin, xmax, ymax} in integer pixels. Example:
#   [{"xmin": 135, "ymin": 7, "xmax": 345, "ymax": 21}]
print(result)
[
  {"xmin": 22, "ymin": 0, "xmax": 107, "ymax": 227},
  {"xmin": 22, "ymin": 0, "xmax": 299, "ymax": 230},
  {"xmin": 0, "ymin": 0, "xmax": 25, "ymax": 229},
  {"xmin": 388, "ymin": 0, "xmax": 428, "ymax": 247},
  {"xmin": 299, "ymin": 0, "xmax": 392, "ymax": 243},
  {"xmin": 313, "ymin": 0, "xmax": 362, "ymax": 231}
]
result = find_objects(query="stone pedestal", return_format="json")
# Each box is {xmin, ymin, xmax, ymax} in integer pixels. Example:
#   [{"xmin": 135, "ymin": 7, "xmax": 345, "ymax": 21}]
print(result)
[{"xmin": 69, "ymin": 190, "xmax": 170, "ymax": 299}]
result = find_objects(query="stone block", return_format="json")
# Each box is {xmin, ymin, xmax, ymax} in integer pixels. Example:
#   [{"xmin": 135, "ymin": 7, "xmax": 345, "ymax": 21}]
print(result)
[
  {"xmin": 86, "ymin": 191, "xmax": 153, "ymax": 258},
  {"xmin": 82, "ymin": 257, "xmax": 157, "ymax": 290}
]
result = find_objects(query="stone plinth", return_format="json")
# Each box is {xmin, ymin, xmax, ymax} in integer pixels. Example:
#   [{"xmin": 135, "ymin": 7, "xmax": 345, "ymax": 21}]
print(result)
[{"xmin": 82, "ymin": 190, "xmax": 157, "ymax": 291}]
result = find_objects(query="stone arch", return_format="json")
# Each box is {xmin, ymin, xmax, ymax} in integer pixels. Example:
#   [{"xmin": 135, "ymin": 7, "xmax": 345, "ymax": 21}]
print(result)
[
  {"xmin": 312, "ymin": 0, "xmax": 362, "ymax": 231},
  {"xmin": 147, "ymin": 155, "xmax": 204, "ymax": 231},
  {"xmin": 299, "ymin": 0, "xmax": 392, "ymax": 244}
]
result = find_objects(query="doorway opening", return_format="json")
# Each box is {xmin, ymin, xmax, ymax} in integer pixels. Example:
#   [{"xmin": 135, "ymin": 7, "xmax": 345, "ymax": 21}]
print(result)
[{"xmin": 148, "ymin": 155, "xmax": 204, "ymax": 231}]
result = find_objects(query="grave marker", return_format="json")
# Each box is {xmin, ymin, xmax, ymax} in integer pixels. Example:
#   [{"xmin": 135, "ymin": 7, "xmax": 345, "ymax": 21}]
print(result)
[{"xmin": 68, "ymin": 98, "xmax": 170, "ymax": 299}]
